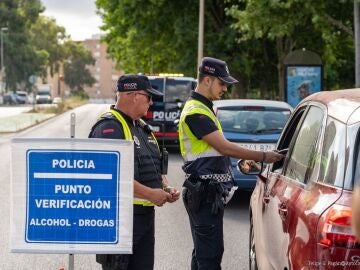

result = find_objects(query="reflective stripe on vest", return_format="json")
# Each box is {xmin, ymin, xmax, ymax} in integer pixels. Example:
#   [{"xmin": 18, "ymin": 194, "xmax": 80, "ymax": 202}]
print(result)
[
  {"xmin": 179, "ymin": 99, "xmax": 223, "ymax": 162},
  {"xmin": 107, "ymin": 109, "xmax": 155, "ymax": 207}
]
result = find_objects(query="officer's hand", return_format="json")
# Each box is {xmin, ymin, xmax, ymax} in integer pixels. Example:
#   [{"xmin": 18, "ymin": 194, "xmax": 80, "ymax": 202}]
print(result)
[
  {"xmin": 240, "ymin": 160, "xmax": 252, "ymax": 173},
  {"xmin": 264, "ymin": 151, "xmax": 284, "ymax": 163},
  {"xmin": 149, "ymin": 188, "xmax": 172, "ymax": 207},
  {"xmin": 165, "ymin": 187, "xmax": 180, "ymax": 203}
]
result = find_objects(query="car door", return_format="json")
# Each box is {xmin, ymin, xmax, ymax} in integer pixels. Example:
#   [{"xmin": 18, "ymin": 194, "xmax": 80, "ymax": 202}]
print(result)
[{"xmin": 260, "ymin": 105, "xmax": 326, "ymax": 270}]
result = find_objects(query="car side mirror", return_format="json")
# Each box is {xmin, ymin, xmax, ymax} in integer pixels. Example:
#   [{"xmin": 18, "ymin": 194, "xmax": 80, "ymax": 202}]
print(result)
[{"xmin": 237, "ymin": 160, "xmax": 263, "ymax": 175}]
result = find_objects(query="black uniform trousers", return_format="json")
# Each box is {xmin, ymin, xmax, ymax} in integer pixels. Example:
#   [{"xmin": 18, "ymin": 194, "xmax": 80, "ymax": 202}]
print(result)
[
  {"xmin": 100, "ymin": 206, "xmax": 155, "ymax": 270},
  {"xmin": 183, "ymin": 188, "xmax": 224, "ymax": 270}
]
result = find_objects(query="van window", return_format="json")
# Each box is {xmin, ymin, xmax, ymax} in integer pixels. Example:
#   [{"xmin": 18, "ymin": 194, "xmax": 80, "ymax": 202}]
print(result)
[
  {"xmin": 38, "ymin": 90, "xmax": 50, "ymax": 95},
  {"xmin": 146, "ymin": 76, "xmax": 196, "ymax": 148},
  {"xmin": 150, "ymin": 78, "xmax": 165, "ymax": 102},
  {"xmin": 164, "ymin": 78, "xmax": 194, "ymax": 102}
]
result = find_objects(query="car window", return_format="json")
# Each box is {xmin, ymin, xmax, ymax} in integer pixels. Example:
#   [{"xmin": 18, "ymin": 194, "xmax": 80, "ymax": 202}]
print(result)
[
  {"xmin": 352, "ymin": 126, "xmax": 360, "ymax": 190},
  {"xmin": 16, "ymin": 92, "xmax": 27, "ymax": 97},
  {"xmin": 164, "ymin": 78, "xmax": 194, "ymax": 103},
  {"xmin": 318, "ymin": 118, "xmax": 345, "ymax": 187},
  {"xmin": 284, "ymin": 106, "xmax": 324, "ymax": 184},
  {"xmin": 216, "ymin": 107, "xmax": 290, "ymax": 134},
  {"xmin": 271, "ymin": 108, "xmax": 306, "ymax": 172},
  {"xmin": 149, "ymin": 78, "xmax": 164, "ymax": 102}
]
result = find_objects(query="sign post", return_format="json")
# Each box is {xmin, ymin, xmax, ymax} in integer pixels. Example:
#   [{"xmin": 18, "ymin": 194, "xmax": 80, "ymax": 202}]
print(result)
[{"xmin": 69, "ymin": 112, "xmax": 75, "ymax": 270}]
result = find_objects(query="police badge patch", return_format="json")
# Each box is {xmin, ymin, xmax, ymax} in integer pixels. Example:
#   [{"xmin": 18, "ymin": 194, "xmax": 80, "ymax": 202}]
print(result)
[{"xmin": 133, "ymin": 135, "xmax": 140, "ymax": 146}]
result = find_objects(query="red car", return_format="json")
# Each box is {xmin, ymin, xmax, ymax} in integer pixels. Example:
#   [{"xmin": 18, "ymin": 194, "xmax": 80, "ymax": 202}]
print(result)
[{"xmin": 241, "ymin": 89, "xmax": 360, "ymax": 270}]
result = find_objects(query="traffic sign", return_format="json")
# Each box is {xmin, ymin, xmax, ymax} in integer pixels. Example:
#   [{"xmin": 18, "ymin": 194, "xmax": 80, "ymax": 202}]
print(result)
[
  {"xmin": 28, "ymin": 75, "xmax": 37, "ymax": 85},
  {"xmin": 10, "ymin": 138, "xmax": 134, "ymax": 254},
  {"xmin": 26, "ymin": 150, "xmax": 120, "ymax": 244}
]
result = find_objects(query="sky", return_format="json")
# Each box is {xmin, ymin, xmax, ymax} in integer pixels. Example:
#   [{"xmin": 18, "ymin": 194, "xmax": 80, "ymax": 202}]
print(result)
[{"xmin": 41, "ymin": 0, "xmax": 103, "ymax": 41}]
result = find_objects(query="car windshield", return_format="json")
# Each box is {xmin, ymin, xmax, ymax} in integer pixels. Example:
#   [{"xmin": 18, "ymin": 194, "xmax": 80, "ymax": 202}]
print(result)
[
  {"xmin": 37, "ymin": 90, "xmax": 50, "ymax": 95},
  {"xmin": 164, "ymin": 79, "xmax": 194, "ymax": 103},
  {"xmin": 150, "ymin": 77, "xmax": 194, "ymax": 103},
  {"xmin": 216, "ymin": 106, "xmax": 291, "ymax": 134}
]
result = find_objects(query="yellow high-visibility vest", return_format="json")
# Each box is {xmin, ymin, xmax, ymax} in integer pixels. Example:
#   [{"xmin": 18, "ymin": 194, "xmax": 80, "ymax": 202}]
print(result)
[
  {"xmin": 107, "ymin": 109, "xmax": 157, "ymax": 207},
  {"xmin": 178, "ymin": 99, "xmax": 223, "ymax": 162}
]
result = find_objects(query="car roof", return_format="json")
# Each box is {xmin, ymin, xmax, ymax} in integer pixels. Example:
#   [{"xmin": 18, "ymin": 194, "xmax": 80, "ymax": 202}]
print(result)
[
  {"xmin": 213, "ymin": 99, "xmax": 293, "ymax": 110},
  {"xmin": 301, "ymin": 89, "xmax": 360, "ymax": 123},
  {"xmin": 147, "ymin": 75, "xmax": 195, "ymax": 81},
  {"xmin": 16, "ymin": 90, "xmax": 27, "ymax": 94}
]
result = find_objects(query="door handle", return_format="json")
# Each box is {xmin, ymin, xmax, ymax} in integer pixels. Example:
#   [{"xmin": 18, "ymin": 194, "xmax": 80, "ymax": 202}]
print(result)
[
  {"xmin": 263, "ymin": 195, "xmax": 270, "ymax": 204},
  {"xmin": 278, "ymin": 204, "xmax": 288, "ymax": 219}
]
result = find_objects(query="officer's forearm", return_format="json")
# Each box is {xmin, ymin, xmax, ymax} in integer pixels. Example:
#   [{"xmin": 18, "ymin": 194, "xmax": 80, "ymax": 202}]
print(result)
[
  {"xmin": 203, "ymin": 130, "xmax": 264, "ymax": 161},
  {"xmin": 134, "ymin": 180, "xmax": 155, "ymax": 200},
  {"xmin": 161, "ymin": 175, "xmax": 169, "ymax": 187}
]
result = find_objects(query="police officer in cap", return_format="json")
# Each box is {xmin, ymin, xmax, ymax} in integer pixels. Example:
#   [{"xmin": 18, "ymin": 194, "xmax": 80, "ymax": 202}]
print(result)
[
  {"xmin": 89, "ymin": 74, "xmax": 180, "ymax": 270},
  {"xmin": 179, "ymin": 57, "xmax": 283, "ymax": 270}
]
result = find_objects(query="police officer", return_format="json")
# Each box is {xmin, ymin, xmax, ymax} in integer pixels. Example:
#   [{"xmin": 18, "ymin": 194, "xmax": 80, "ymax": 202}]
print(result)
[
  {"xmin": 89, "ymin": 74, "xmax": 180, "ymax": 270},
  {"xmin": 178, "ymin": 57, "xmax": 283, "ymax": 270}
]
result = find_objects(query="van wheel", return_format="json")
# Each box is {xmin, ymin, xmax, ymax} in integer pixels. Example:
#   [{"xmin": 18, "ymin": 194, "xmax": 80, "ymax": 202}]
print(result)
[{"xmin": 249, "ymin": 217, "xmax": 258, "ymax": 270}]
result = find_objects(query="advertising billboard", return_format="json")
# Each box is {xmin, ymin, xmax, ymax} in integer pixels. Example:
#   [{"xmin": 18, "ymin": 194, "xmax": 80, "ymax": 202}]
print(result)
[{"xmin": 285, "ymin": 65, "xmax": 322, "ymax": 108}]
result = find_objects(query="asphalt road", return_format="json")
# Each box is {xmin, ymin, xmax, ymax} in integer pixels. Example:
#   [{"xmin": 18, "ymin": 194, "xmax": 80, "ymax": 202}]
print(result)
[{"xmin": 0, "ymin": 104, "xmax": 251, "ymax": 270}]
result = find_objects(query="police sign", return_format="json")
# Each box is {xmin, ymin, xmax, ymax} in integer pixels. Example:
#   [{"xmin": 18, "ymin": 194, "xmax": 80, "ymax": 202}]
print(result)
[
  {"xmin": 11, "ymin": 138, "xmax": 133, "ymax": 254},
  {"xmin": 27, "ymin": 150, "xmax": 119, "ymax": 243}
]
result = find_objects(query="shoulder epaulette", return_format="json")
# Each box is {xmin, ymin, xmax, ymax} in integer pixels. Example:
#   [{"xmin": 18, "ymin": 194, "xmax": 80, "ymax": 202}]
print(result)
[{"xmin": 99, "ymin": 112, "xmax": 116, "ymax": 121}]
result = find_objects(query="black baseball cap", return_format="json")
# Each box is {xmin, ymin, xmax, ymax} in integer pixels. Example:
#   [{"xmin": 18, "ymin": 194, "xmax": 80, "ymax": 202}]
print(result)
[
  {"xmin": 199, "ymin": 57, "xmax": 239, "ymax": 84},
  {"xmin": 117, "ymin": 74, "xmax": 163, "ymax": 96}
]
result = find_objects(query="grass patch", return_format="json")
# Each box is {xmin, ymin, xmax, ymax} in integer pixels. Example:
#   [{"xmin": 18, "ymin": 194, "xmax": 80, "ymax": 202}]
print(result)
[{"xmin": 28, "ymin": 96, "xmax": 88, "ymax": 114}]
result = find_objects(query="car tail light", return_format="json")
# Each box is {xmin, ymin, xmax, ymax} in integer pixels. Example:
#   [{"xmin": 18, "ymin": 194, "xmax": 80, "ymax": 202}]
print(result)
[{"xmin": 318, "ymin": 204, "xmax": 359, "ymax": 248}]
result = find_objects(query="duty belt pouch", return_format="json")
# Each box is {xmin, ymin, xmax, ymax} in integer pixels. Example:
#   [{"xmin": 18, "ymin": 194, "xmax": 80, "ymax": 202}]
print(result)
[
  {"xmin": 183, "ymin": 179, "xmax": 204, "ymax": 213},
  {"xmin": 209, "ymin": 182, "xmax": 226, "ymax": 215},
  {"xmin": 161, "ymin": 147, "xmax": 169, "ymax": 174},
  {"xmin": 96, "ymin": 254, "xmax": 108, "ymax": 265}
]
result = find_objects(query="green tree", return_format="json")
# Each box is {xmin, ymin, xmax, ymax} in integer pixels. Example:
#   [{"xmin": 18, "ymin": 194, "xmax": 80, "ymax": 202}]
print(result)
[
  {"xmin": 29, "ymin": 16, "xmax": 67, "ymax": 79},
  {"xmin": 96, "ymin": 0, "xmax": 285, "ymax": 98},
  {"xmin": 0, "ymin": 0, "xmax": 44, "ymax": 91},
  {"xmin": 228, "ymin": 0, "xmax": 355, "ymax": 98},
  {"xmin": 63, "ymin": 40, "xmax": 96, "ymax": 94}
]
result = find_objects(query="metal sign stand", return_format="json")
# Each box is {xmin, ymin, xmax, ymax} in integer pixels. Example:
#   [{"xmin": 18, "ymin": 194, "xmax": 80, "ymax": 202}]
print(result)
[{"xmin": 68, "ymin": 112, "xmax": 76, "ymax": 270}]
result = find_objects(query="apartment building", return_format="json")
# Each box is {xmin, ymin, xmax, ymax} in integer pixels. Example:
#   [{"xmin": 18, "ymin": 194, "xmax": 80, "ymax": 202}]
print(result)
[{"xmin": 82, "ymin": 35, "xmax": 123, "ymax": 101}]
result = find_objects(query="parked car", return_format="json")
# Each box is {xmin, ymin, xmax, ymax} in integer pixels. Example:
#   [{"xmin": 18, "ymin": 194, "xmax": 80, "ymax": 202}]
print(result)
[
  {"xmin": 213, "ymin": 99, "xmax": 292, "ymax": 189},
  {"xmin": 15, "ymin": 90, "xmax": 28, "ymax": 104},
  {"xmin": 3, "ymin": 91, "xmax": 18, "ymax": 105},
  {"xmin": 36, "ymin": 89, "xmax": 52, "ymax": 104},
  {"xmin": 239, "ymin": 89, "xmax": 360, "ymax": 270}
]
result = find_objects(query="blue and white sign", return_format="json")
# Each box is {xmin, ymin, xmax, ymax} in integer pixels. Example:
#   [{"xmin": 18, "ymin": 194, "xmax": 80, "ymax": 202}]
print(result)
[
  {"xmin": 10, "ymin": 138, "xmax": 134, "ymax": 254},
  {"xmin": 26, "ymin": 150, "xmax": 119, "ymax": 244},
  {"xmin": 285, "ymin": 65, "xmax": 322, "ymax": 108}
]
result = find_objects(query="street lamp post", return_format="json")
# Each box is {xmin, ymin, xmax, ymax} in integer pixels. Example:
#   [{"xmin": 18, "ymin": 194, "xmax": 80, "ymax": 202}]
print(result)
[
  {"xmin": 1, "ymin": 27, "xmax": 8, "ymax": 74},
  {"xmin": 0, "ymin": 27, "xmax": 8, "ymax": 94},
  {"xmin": 197, "ymin": 0, "xmax": 204, "ymax": 68}
]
